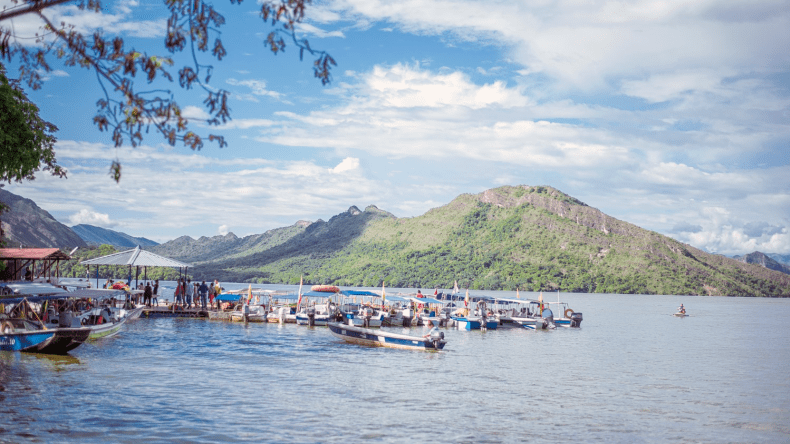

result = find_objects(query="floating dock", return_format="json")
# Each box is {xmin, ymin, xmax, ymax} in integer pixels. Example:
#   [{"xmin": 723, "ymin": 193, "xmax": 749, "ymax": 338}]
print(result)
[{"xmin": 141, "ymin": 306, "xmax": 209, "ymax": 318}]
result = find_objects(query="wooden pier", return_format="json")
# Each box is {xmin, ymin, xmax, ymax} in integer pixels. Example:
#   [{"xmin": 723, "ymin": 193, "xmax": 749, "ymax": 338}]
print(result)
[{"xmin": 141, "ymin": 306, "xmax": 209, "ymax": 318}]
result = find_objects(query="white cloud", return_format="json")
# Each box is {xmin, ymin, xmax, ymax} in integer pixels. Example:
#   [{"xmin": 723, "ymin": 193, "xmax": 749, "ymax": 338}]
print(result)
[
  {"xmin": 326, "ymin": 0, "xmax": 790, "ymax": 95},
  {"xmin": 218, "ymin": 225, "xmax": 229, "ymax": 236},
  {"xmin": 331, "ymin": 157, "xmax": 360, "ymax": 173},
  {"xmin": 68, "ymin": 209, "xmax": 117, "ymax": 228},
  {"xmin": 296, "ymin": 22, "xmax": 346, "ymax": 38},
  {"xmin": 226, "ymin": 78, "xmax": 284, "ymax": 100}
]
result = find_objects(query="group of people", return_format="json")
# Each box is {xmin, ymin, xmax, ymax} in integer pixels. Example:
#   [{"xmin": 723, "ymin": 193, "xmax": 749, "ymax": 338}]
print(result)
[
  {"xmin": 103, "ymin": 278, "xmax": 160, "ymax": 307},
  {"xmin": 173, "ymin": 278, "xmax": 222, "ymax": 310}
]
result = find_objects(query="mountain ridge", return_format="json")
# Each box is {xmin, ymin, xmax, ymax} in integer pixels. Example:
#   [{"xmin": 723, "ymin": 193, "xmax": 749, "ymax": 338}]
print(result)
[
  {"xmin": 0, "ymin": 188, "xmax": 86, "ymax": 249},
  {"xmin": 71, "ymin": 224, "xmax": 158, "ymax": 249},
  {"xmin": 169, "ymin": 185, "xmax": 788, "ymax": 296}
]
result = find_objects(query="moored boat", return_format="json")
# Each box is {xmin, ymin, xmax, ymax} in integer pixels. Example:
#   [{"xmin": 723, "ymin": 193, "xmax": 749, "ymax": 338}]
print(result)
[
  {"xmin": 327, "ymin": 322, "xmax": 446, "ymax": 350},
  {"xmin": 230, "ymin": 304, "xmax": 268, "ymax": 322}
]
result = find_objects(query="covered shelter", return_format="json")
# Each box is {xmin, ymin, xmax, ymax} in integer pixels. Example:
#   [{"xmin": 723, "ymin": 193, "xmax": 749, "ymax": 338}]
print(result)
[
  {"xmin": 80, "ymin": 246, "xmax": 191, "ymax": 288},
  {"xmin": 0, "ymin": 248, "xmax": 72, "ymax": 282}
]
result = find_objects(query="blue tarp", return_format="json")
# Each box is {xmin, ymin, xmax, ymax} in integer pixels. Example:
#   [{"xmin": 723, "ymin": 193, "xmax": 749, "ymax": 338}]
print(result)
[{"xmin": 339, "ymin": 290, "xmax": 379, "ymax": 297}]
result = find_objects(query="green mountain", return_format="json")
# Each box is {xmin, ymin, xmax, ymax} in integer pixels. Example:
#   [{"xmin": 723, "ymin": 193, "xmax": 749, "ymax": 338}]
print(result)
[{"xmin": 181, "ymin": 186, "xmax": 789, "ymax": 296}]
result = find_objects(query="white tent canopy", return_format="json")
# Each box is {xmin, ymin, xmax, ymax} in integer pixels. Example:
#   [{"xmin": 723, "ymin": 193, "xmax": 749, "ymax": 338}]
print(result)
[
  {"xmin": 80, "ymin": 246, "xmax": 191, "ymax": 288},
  {"xmin": 80, "ymin": 246, "xmax": 190, "ymax": 268}
]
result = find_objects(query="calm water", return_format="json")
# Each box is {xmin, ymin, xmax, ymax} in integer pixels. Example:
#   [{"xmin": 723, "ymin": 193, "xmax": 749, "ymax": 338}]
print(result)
[{"xmin": 1, "ymin": 288, "xmax": 789, "ymax": 443}]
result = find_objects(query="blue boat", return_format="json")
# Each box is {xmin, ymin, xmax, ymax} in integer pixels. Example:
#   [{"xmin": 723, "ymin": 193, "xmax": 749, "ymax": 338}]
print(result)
[
  {"xmin": 327, "ymin": 322, "xmax": 446, "ymax": 350},
  {"xmin": 451, "ymin": 315, "xmax": 499, "ymax": 330},
  {"xmin": 1, "ymin": 321, "xmax": 57, "ymax": 352}
]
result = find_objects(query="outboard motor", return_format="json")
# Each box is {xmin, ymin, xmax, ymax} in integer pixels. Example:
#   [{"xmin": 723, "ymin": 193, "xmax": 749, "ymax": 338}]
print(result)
[
  {"xmin": 59, "ymin": 310, "xmax": 73, "ymax": 328},
  {"xmin": 362, "ymin": 307, "xmax": 373, "ymax": 328},
  {"xmin": 570, "ymin": 312, "xmax": 583, "ymax": 328},
  {"xmin": 403, "ymin": 308, "xmax": 412, "ymax": 327},
  {"xmin": 243, "ymin": 304, "xmax": 250, "ymax": 323},
  {"xmin": 542, "ymin": 308, "xmax": 555, "ymax": 329},
  {"xmin": 429, "ymin": 330, "xmax": 444, "ymax": 348},
  {"xmin": 307, "ymin": 306, "xmax": 316, "ymax": 326}
]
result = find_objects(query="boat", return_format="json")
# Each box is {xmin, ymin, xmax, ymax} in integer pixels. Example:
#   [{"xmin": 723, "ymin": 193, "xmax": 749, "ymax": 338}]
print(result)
[
  {"xmin": 230, "ymin": 304, "xmax": 269, "ymax": 322},
  {"xmin": 327, "ymin": 322, "xmax": 447, "ymax": 350},
  {"xmin": 337, "ymin": 290, "xmax": 386, "ymax": 328},
  {"xmin": 295, "ymin": 302, "xmax": 336, "ymax": 326},
  {"xmin": 542, "ymin": 292, "xmax": 583, "ymax": 328},
  {"xmin": 267, "ymin": 305, "xmax": 297, "ymax": 323},
  {"xmin": 73, "ymin": 305, "xmax": 128, "ymax": 339},
  {"xmin": 1, "ymin": 284, "xmax": 122, "ymax": 349},
  {"xmin": 673, "ymin": 312, "xmax": 689, "ymax": 317},
  {"xmin": 295, "ymin": 291, "xmax": 338, "ymax": 326},
  {"xmin": 1, "ymin": 318, "xmax": 59, "ymax": 353},
  {"xmin": 1, "ymin": 298, "xmax": 91, "ymax": 354},
  {"xmin": 450, "ymin": 300, "xmax": 498, "ymax": 330}
]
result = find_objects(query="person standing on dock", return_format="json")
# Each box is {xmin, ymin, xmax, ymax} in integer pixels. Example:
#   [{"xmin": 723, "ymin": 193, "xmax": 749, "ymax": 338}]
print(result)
[
  {"xmin": 199, "ymin": 281, "xmax": 208, "ymax": 310},
  {"xmin": 153, "ymin": 280, "xmax": 160, "ymax": 306},
  {"xmin": 185, "ymin": 278, "xmax": 194, "ymax": 309},
  {"xmin": 175, "ymin": 278, "xmax": 184, "ymax": 307},
  {"xmin": 214, "ymin": 280, "xmax": 222, "ymax": 309},
  {"xmin": 144, "ymin": 282, "xmax": 153, "ymax": 307}
]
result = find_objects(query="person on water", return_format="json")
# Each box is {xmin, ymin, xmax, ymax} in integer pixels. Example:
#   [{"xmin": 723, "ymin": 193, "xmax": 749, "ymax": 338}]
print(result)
[
  {"xmin": 423, "ymin": 321, "xmax": 439, "ymax": 338},
  {"xmin": 678, "ymin": 303, "xmax": 685, "ymax": 314}
]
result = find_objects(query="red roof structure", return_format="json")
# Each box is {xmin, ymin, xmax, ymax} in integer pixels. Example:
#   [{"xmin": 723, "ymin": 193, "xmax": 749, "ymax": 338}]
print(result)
[
  {"xmin": 0, "ymin": 248, "xmax": 71, "ymax": 261},
  {"xmin": 0, "ymin": 248, "xmax": 72, "ymax": 282}
]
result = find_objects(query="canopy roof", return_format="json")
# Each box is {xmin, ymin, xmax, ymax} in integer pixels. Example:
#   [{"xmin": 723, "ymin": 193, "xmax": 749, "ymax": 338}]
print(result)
[
  {"xmin": 0, "ymin": 288, "xmax": 125, "ymax": 304},
  {"xmin": 80, "ymin": 246, "xmax": 190, "ymax": 268},
  {"xmin": 0, "ymin": 248, "xmax": 70, "ymax": 261}
]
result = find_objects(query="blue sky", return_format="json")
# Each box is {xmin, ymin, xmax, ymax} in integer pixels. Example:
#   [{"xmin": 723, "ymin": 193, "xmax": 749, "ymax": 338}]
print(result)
[{"xmin": 2, "ymin": 0, "xmax": 789, "ymax": 256}]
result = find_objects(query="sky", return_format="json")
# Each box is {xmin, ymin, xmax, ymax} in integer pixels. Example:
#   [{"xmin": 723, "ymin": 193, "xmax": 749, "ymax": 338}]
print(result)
[{"xmin": 2, "ymin": 0, "xmax": 789, "ymax": 256}]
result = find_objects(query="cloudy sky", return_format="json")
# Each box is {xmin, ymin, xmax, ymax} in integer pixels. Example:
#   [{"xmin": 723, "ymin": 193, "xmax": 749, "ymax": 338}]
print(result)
[{"xmin": 2, "ymin": 0, "xmax": 789, "ymax": 256}]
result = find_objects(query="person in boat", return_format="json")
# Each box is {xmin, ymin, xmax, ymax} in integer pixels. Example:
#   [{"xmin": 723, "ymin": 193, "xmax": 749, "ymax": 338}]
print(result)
[
  {"xmin": 678, "ymin": 304, "xmax": 685, "ymax": 314},
  {"xmin": 423, "ymin": 321, "xmax": 439, "ymax": 338}
]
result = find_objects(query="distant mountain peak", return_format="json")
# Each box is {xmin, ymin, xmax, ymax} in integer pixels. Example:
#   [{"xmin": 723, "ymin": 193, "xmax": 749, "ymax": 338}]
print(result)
[
  {"xmin": 71, "ymin": 224, "xmax": 158, "ymax": 249},
  {"xmin": 348, "ymin": 206, "xmax": 362, "ymax": 215},
  {"xmin": 0, "ymin": 188, "xmax": 86, "ymax": 249},
  {"xmin": 733, "ymin": 251, "xmax": 790, "ymax": 275}
]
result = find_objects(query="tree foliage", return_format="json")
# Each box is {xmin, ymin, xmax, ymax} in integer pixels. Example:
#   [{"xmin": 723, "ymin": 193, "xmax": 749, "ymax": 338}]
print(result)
[
  {"xmin": 0, "ymin": 61, "xmax": 65, "ymax": 183},
  {"xmin": 0, "ymin": 0, "xmax": 335, "ymax": 181}
]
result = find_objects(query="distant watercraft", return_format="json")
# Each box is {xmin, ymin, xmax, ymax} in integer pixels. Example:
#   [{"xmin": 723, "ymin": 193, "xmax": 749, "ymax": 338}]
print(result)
[{"xmin": 327, "ymin": 322, "xmax": 446, "ymax": 350}]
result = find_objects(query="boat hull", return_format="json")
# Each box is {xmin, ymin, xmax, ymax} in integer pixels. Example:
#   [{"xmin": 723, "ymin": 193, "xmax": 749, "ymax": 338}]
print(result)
[
  {"xmin": 296, "ymin": 314, "xmax": 332, "ymax": 326},
  {"xmin": 327, "ymin": 322, "xmax": 446, "ymax": 350},
  {"xmin": 451, "ymin": 316, "xmax": 498, "ymax": 330},
  {"xmin": 1, "ymin": 330, "xmax": 56, "ymax": 352}
]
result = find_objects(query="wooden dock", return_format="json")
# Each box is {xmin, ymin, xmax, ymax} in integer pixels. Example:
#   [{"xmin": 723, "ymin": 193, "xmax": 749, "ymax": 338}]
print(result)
[{"xmin": 141, "ymin": 306, "xmax": 209, "ymax": 318}]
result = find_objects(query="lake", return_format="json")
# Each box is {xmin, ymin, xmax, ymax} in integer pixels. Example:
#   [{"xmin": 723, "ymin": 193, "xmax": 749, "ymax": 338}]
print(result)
[{"xmin": 1, "ymin": 286, "xmax": 789, "ymax": 443}]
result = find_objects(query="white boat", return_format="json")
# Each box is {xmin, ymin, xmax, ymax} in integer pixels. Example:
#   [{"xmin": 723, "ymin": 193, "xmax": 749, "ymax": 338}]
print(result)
[
  {"xmin": 230, "ymin": 304, "xmax": 269, "ymax": 322},
  {"xmin": 327, "ymin": 322, "xmax": 446, "ymax": 350},
  {"xmin": 543, "ymin": 292, "xmax": 583, "ymax": 328},
  {"xmin": 266, "ymin": 305, "xmax": 297, "ymax": 323},
  {"xmin": 295, "ymin": 302, "xmax": 336, "ymax": 326}
]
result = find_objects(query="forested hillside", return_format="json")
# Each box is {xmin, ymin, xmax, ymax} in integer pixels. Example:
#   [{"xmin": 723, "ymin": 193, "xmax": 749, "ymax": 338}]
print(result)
[{"xmin": 189, "ymin": 186, "xmax": 790, "ymax": 296}]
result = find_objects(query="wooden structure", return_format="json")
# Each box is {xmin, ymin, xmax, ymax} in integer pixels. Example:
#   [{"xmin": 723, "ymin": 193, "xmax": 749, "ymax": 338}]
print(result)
[{"xmin": 0, "ymin": 248, "xmax": 71, "ymax": 282}]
